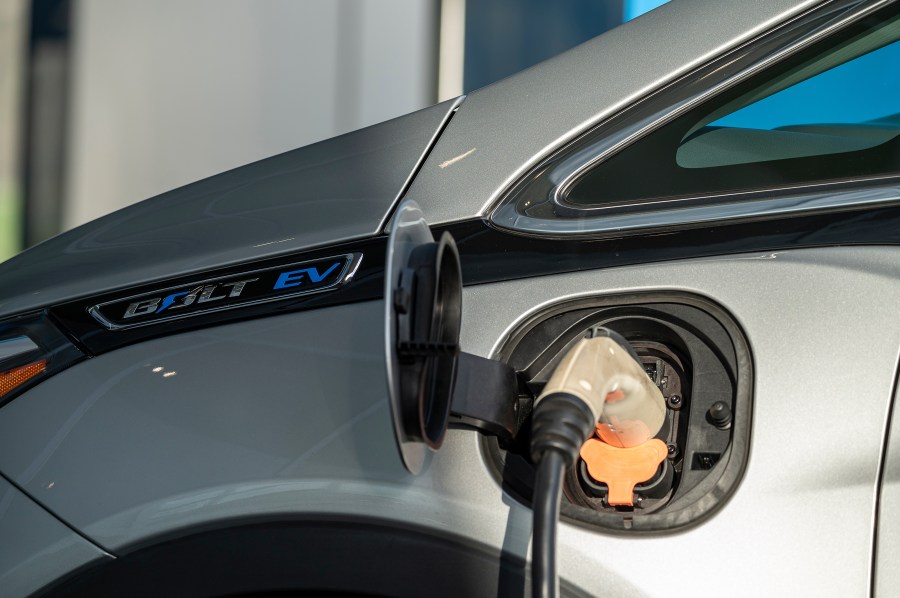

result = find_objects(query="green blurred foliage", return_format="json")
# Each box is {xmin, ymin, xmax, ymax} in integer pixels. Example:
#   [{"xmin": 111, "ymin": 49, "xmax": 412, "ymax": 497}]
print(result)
[{"xmin": 0, "ymin": 186, "xmax": 21, "ymax": 262}]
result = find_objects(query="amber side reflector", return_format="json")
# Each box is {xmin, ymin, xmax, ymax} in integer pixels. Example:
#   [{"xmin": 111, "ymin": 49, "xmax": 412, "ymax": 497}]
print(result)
[{"xmin": 0, "ymin": 360, "xmax": 48, "ymax": 397}]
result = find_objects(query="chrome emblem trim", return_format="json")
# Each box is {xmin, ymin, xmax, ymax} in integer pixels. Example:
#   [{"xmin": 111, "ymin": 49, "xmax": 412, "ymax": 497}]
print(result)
[{"xmin": 89, "ymin": 253, "xmax": 362, "ymax": 330}]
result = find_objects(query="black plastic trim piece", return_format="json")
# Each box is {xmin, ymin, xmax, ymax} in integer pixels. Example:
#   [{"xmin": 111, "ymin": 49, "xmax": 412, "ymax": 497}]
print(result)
[
  {"xmin": 450, "ymin": 352, "xmax": 520, "ymax": 443},
  {"xmin": 0, "ymin": 311, "xmax": 85, "ymax": 408},
  {"xmin": 448, "ymin": 204, "xmax": 900, "ymax": 285},
  {"xmin": 45, "ymin": 201, "xmax": 900, "ymax": 361},
  {"xmin": 50, "ymin": 236, "xmax": 386, "ymax": 355}
]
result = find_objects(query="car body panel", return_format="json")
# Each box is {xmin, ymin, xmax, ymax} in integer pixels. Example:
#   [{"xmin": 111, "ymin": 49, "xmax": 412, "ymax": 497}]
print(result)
[
  {"xmin": 0, "ymin": 476, "xmax": 110, "ymax": 596},
  {"xmin": 1, "ymin": 246, "xmax": 896, "ymax": 595},
  {"xmin": 876, "ymin": 375, "xmax": 900, "ymax": 595},
  {"xmin": 0, "ymin": 98, "xmax": 460, "ymax": 320},
  {"xmin": 405, "ymin": 0, "xmax": 841, "ymax": 226},
  {"xmin": 0, "ymin": 301, "xmax": 408, "ymax": 550}
]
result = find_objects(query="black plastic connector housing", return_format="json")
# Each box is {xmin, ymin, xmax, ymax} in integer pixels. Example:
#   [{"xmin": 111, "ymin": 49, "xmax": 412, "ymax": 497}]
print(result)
[{"xmin": 449, "ymin": 352, "xmax": 520, "ymax": 443}]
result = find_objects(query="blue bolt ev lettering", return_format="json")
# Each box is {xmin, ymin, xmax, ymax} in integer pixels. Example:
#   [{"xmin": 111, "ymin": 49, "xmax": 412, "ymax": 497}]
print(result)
[
  {"xmin": 123, "ymin": 278, "xmax": 259, "ymax": 319},
  {"xmin": 273, "ymin": 262, "xmax": 341, "ymax": 290},
  {"xmin": 155, "ymin": 288, "xmax": 197, "ymax": 314}
]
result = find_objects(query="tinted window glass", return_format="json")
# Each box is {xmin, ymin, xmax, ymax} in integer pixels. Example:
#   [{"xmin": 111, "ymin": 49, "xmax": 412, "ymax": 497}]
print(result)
[
  {"xmin": 677, "ymin": 36, "xmax": 900, "ymax": 169},
  {"xmin": 562, "ymin": 9, "xmax": 900, "ymax": 208}
]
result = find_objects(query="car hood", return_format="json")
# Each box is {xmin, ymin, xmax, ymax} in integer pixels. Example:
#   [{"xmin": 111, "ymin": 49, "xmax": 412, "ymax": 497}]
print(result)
[{"xmin": 0, "ymin": 98, "xmax": 459, "ymax": 319}]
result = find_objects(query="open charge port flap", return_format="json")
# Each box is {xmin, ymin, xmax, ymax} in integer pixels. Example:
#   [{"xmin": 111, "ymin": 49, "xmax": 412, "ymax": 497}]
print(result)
[{"xmin": 482, "ymin": 293, "xmax": 751, "ymax": 533}]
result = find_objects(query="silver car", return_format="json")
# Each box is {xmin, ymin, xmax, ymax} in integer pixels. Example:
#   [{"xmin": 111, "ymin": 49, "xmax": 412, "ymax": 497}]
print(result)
[{"xmin": 2, "ymin": 0, "xmax": 899, "ymax": 595}]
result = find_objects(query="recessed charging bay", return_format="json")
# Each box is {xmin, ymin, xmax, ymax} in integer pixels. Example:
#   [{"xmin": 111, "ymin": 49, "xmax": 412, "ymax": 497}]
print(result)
[{"xmin": 484, "ymin": 294, "xmax": 752, "ymax": 532}]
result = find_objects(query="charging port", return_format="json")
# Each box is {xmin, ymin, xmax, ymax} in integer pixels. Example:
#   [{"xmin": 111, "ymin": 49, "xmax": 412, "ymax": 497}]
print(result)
[{"xmin": 483, "ymin": 293, "xmax": 751, "ymax": 532}]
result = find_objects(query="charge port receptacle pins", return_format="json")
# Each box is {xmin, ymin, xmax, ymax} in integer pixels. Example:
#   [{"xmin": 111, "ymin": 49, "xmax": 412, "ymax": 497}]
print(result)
[{"xmin": 643, "ymin": 361, "xmax": 660, "ymax": 385}]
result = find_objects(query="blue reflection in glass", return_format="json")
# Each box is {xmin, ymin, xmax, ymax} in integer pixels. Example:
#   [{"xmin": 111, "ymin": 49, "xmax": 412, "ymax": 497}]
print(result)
[
  {"xmin": 624, "ymin": 0, "xmax": 670, "ymax": 21},
  {"xmin": 712, "ymin": 41, "xmax": 900, "ymax": 130}
]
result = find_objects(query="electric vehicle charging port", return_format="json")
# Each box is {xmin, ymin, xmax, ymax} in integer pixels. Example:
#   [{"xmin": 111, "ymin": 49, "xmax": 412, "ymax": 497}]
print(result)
[{"xmin": 482, "ymin": 293, "xmax": 752, "ymax": 532}]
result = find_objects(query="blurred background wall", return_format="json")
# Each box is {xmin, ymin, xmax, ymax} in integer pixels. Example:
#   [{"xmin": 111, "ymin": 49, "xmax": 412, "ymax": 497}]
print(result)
[
  {"xmin": 64, "ymin": 0, "xmax": 438, "ymax": 231},
  {"xmin": 1, "ymin": 0, "xmax": 668, "ymax": 261},
  {"xmin": 0, "ymin": 0, "xmax": 28, "ymax": 260}
]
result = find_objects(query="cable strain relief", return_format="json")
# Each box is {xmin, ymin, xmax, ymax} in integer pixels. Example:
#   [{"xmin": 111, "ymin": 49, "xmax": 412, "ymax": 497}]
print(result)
[{"xmin": 530, "ymin": 393, "xmax": 596, "ymax": 465}]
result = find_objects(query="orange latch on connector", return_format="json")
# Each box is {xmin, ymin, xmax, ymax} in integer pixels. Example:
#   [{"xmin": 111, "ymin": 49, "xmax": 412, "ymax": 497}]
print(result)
[{"xmin": 580, "ymin": 437, "xmax": 668, "ymax": 506}]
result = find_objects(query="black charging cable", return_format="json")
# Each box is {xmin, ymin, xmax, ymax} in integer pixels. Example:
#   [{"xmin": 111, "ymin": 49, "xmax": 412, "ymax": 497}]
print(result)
[{"xmin": 530, "ymin": 394, "xmax": 595, "ymax": 598}]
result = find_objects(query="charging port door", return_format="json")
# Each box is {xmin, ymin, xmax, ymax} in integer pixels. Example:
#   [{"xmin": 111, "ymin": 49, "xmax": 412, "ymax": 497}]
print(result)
[{"xmin": 384, "ymin": 199, "xmax": 463, "ymax": 474}]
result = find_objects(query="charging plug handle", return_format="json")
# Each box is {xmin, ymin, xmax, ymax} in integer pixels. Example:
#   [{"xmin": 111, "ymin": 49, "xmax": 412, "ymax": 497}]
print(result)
[
  {"xmin": 536, "ymin": 335, "xmax": 666, "ymax": 447},
  {"xmin": 529, "ymin": 329, "xmax": 662, "ymax": 598}
]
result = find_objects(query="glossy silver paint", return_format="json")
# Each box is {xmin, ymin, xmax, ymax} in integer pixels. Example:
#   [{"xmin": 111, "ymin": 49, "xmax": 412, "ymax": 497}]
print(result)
[
  {"xmin": 1, "ymin": 247, "xmax": 897, "ymax": 596},
  {"xmin": 404, "ymin": 0, "xmax": 832, "ymax": 227},
  {"xmin": 0, "ymin": 98, "xmax": 458, "ymax": 320},
  {"xmin": 876, "ymin": 374, "xmax": 900, "ymax": 595},
  {"xmin": 0, "ymin": 476, "xmax": 110, "ymax": 596},
  {"xmin": 0, "ymin": 301, "xmax": 408, "ymax": 550}
]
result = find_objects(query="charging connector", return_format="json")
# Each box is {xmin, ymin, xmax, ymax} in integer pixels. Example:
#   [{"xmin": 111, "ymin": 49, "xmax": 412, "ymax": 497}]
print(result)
[{"xmin": 529, "ymin": 331, "xmax": 665, "ymax": 598}]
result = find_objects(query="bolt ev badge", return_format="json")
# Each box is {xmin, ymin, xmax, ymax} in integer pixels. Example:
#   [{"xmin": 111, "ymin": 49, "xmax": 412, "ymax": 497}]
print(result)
[
  {"xmin": 89, "ymin": 254, "xmax": 360, "ymax": 330},
  {"xmin": 123, "ymin": 279, "xmax": 259, "ymax": 319}
]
